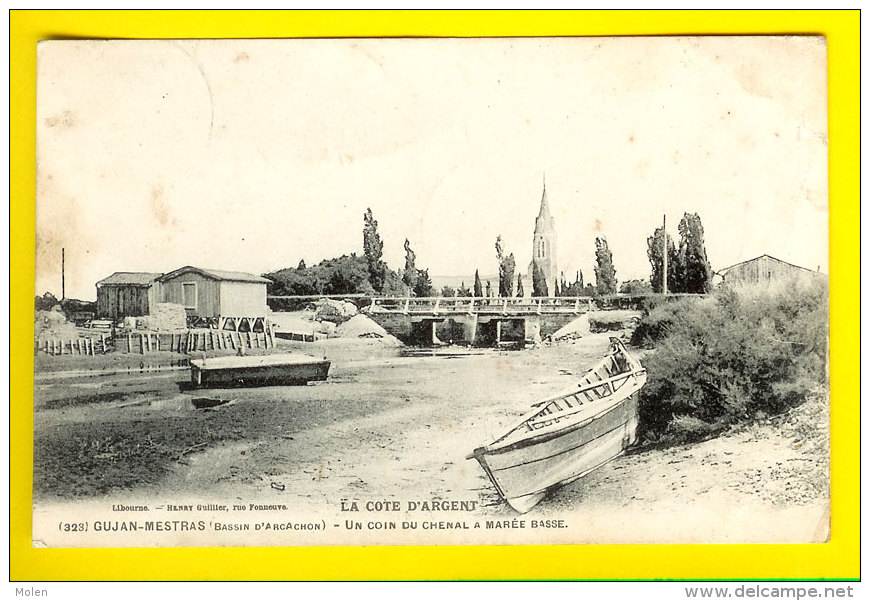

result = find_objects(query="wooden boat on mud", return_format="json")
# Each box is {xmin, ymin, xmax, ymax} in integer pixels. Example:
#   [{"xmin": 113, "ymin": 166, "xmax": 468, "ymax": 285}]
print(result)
[
  {"xmin": 189, "ymin": 354, "xmax": 330, "ymax": 388},
  {"xmin": 468, "ymin": 338, "xmax": 647, "ymax": 513}
]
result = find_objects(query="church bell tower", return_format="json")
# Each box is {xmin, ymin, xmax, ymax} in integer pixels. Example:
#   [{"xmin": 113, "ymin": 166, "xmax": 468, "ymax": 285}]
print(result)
[{"xmin": 528, "ymin": 178, "xmax": 558, "ymax": 294}]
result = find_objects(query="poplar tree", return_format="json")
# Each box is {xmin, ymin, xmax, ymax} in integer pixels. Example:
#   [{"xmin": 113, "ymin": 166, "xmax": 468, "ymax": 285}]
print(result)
[
  {"xmin": 532, "ymin": 262, "xmax": 549, "ymax": 297},
  {"xmin": 678, "ymin": 212, "xmax": 714, "ymax": 294},
  {"xmin": 495, "ymin": 235, "xmax": 515, "ymax": 297},
  {"xmin": 646, "ymin": 226, "xmax": 680, "ymax": 293},
  {"xmin": 594, "ymin": 237, "xmax": 618, "ymax": 295},
  {"xmin": 363, "ymin": 208, "xmax": 387, "ymax": 293},
  {"xmin": 402, "ymin": 239, "xmax": 418, "ymax": 295}
]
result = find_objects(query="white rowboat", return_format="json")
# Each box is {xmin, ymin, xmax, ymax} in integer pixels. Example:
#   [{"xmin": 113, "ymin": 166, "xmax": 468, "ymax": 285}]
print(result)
[{"xmin": 468, "ymin": 338, "xmax": 647, "ymax": 513}]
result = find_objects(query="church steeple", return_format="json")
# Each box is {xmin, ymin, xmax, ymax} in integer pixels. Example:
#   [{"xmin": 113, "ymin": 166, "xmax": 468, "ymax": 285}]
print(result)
[
  {"xmin": 535, "ymin": 175, "xmax": 555, "ymax": 234},
  {"xmin": 528, "ymin": 177, "xmax": 558, "ymax": 296}
]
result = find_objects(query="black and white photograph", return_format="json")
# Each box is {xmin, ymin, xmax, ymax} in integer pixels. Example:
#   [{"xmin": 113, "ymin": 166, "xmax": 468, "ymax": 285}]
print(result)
[{"xmin": 32, "ymin": 36, "xmax": 829, "ymax": 547}]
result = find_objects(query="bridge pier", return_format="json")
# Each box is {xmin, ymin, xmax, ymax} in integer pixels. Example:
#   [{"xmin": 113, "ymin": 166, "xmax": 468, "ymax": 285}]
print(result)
[
  {"xmin": 460, "ymin": 314, "xmax": 478, "ymax": 346},
  {"xmin": 523, "ymin": 315, "xmax": 542, "ymax": 345},
  {"xmin": 430, "ymin": 321, "xmax": 441, "ymax": 345}
]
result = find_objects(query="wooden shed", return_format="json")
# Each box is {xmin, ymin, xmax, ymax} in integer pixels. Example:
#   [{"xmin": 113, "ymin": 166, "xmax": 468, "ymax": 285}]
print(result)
[
  {"xmin": 719, "ymin": 255, "xmax": 822, "ymax": 286},
  {"xmin": 157, "ymin": 266, "xmax": 271, "ymax": 331},
  {"xmin": 95, "ymin": 272, "xmax": 162, "ymax": 320}
]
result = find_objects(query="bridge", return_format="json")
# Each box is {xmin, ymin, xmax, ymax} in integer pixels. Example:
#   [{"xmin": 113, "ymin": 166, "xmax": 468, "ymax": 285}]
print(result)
[
  {"xmin": 363, "ymin": 296, "xmax": 595, "ymax": 345},
  {"xmin": 265, "ymin": 293, "xmax": 705, "ymax": 346}
]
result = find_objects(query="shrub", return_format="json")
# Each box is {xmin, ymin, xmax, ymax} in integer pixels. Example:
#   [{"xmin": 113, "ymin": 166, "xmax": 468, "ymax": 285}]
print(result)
[
  {"xmin": 588, "ymin": 310, "xmax": 640, "ymax": 333},
  {"xmin": 629, "ymin": 296, "xmax": 701, "ymax": 348},
  {"xmin": 637, "ymin": 277, "xmax": 828, "ymax": 445}
]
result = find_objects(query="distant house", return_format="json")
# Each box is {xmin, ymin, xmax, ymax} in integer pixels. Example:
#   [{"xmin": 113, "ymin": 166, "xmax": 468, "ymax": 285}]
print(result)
[
  {"xmin": 95, "ymin": 272, "xmax": 162, "ymax": 320},
  {"xmin": 718, "ymin": 255, "xmax": 822, "ymax": 286},
  {"xmin": 157, "ymin": 266, "xmax": 271, "ymax": 330}
]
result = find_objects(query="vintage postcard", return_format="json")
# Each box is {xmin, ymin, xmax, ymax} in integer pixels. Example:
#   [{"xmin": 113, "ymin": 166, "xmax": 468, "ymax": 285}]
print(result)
[{"xmin": 32, "ymin": 36, "xmax": 829, "ymax": 548}]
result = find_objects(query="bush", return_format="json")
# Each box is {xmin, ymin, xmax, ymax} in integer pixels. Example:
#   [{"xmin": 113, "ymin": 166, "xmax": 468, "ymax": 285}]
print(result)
[
  {"xmin": 637, "ymin": 278, "xmax": 828, "ymax": 445},
  {"xmin": 588, "ymin": 310, "xmax": 640, "ymax": 333},
  {"xmin": 630, "ymin": 296, "xmax": 700, "ymax": 348}
]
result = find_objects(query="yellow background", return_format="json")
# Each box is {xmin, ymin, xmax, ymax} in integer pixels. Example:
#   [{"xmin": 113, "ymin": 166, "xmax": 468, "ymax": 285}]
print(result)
[{"xmin": 10, "ymin": 10, "xmax": 860, "ymax": 581}]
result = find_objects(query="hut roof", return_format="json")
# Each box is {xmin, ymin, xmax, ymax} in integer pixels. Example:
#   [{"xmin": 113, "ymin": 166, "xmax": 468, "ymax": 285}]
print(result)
[
  {"xmin": 158, "ymin": 266, "xmax": 271, "ymax": 284},
  {"xmin": 719, "ymin": 254, "xmax": 815, "ymax": 274},
  {"xmin": 96, "ymin": 272, "xmax": 162, "ymax": 287}
]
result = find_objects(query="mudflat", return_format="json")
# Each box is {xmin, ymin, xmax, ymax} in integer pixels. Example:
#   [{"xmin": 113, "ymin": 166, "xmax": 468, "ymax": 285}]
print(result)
[{"xmin": 31, "ymin": 333, "xmax": 829, "ymax": 544}]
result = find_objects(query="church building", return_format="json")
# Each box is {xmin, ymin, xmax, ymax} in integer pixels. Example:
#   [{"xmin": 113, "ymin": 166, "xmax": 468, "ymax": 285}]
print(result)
[{"xmin": 528, "ymin": 181, "xmax": 558, "ymax": 295}]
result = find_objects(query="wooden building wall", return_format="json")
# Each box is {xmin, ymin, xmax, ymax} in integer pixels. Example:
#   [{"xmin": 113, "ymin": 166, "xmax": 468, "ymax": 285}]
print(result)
[
  {"xmin": 724, "ymin": 256, "xmax": 817, "ymax": 286},
  {"xmin": 160, "ymin": 272, "xmax": 221, "ymax": 318},
  {"xmin": 96, "ymin": 285, "xmax": 157, "ymax": 319},
  {"xmin": 219, "ymin": 280, "xmax": 267, "ymax": 318}
]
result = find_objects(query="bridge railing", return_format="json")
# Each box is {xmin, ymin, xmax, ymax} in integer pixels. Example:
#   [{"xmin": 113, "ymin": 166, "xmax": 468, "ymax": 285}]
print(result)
[{"xmin": 365, "ymin": 296, "xmax": 596, "ymax": 315}]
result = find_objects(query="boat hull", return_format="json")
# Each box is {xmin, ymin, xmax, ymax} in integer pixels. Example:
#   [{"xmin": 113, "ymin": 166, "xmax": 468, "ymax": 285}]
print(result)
[
  {"xmin": 472, "ymin": 393, "xmax": 639, "ymax": 513},
  {"xmin": 190, "ymin": 358, "xmax": 330, "ymax": 388}
]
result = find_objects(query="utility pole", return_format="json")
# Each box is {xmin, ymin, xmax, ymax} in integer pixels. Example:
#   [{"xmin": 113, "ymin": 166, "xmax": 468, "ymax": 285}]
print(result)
[
  {"xmin": 61, "ymin": 247, "xmax": 65, "ymax": 301},
  {"xmin": 662, "ymin": 215, "xmax": 668, "ymax": 296}
]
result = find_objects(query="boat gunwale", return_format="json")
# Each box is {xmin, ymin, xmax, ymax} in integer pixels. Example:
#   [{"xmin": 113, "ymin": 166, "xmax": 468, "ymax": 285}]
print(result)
[
  {"xmin": 470, "ymin": 391, "xmax": 638, "ymax": 458},
  {"xmin": 485, "ymin": 367, "xmax": 645, "ymax": 447}
]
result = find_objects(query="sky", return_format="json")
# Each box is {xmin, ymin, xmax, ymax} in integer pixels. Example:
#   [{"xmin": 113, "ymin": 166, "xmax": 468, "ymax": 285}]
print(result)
[{"xmin": 35, "ymin": 37, "xmax": 828, "ymax": 300}]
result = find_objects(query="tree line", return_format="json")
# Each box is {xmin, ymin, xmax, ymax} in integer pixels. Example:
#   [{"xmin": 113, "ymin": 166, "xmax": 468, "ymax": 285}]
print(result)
[{"xmin": 266, "ymin": 208, "xmax": 713, "ymax": 299}]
